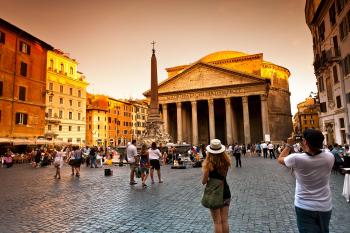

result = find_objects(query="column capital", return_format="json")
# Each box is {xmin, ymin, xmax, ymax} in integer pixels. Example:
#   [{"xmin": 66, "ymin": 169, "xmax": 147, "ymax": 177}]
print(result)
[
  {"xmin": 225, "ymin": 98, "xmax": 231, "ymax": 106},
  {"xmin": 191, "ymin": 100, "xmax": 197, "ymax": 106},
  {"xmin": 176, "ymin": 102, "xmax": 182, "ymax": 108},
  {"xmin": 260, "ymin": 94, "xmax": 268, "ymax": 101},
  {"xmin": 242, "ymin": 96, "xmax": 248, "ymax": 103},
  {"xmin": 208, "ymin": 99, "xmax": 214, "ymax": 105}
]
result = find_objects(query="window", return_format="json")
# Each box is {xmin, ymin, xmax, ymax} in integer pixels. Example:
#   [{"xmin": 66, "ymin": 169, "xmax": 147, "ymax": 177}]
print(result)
[
  {"xmin": 49, "ymin": 83, "xmax": 53, "ymax": 91},
  {"xmin": 20, "ymin": 41, "xmax": 30, "ymax": 54},
  {"xmin": 15, "ymin": 112, "xmax": 28, "ymax": 125},
  {"xmin": 69, "ymin": 88, "xmax": 73, "ymax": 95},
  {"xmin": 78, "ymin": 90, "xmax": 81, "ymax": 97},
  {"xmin": 48, "ymin": 125, "xmax": 51, "ymax": 131},
  {"xmin": 20, "ymin": 62, "xmax": 27, "ymax": 77},
  {"xmin": 339, "ymin": 18, "xmax": 348, "ymax": 40},
  {"xmin": 78, "ymin": 101, "xmax": 81, "ymax": 107},
  {"xmin": 60, "ymin": 63, "xmax": 64, "ymax": 72},
  {"xmin": 89, "ymin": 125, "xmax": 91, "ymax": 130},
  {"xmin": 98, "ymin": 125, "xmax": 100, "ymax": 129},
  {"xmin": 333, "ymin": 66, "xmax": 339, "ymax": 83},
  {"xmin": 69, "ymin": 99, "xmax": 72, "ymax": 106},
  {"xmin": 49, "ymin": 95, "xmax": 53, "ymax": 102},
  {"xmin": 49, "ymin": 60, "xmax": 53, "ymax": 69},
  {"xmin": 329, "ymin": 3, "xmax": 336, "ymax": 26},
  {"xmin": 60, "ymin": 98, "xmax": 63, "ymax": 104},
  {"xmin": 0, "ymin": 81, "xmax": 3, "ymax": 96},
  {"xmin": 59, "ymin": 110, "xmax": 63, "ymax": 118},
  {"xmin": 0, "ymin": 31, "xmax": 5, "ymax": 44},
  {"xmin": 19, "ymin": 86, "xmax": 26, "ymax": 101},
  {"xmin": 77, "ymin": 126, "xmax": 81, "ymax": 132},
  {"xmin": 318, "ymin": 21, "xmax": 325, "ymax": 41},
  {"xmin": 339, "ymin": 118, "xmax": 345, "ymax": 128},
  {"xmin": 336, "ymin": 95, "xmax": 342, "ymax": 108},
  {"xmin": 68, "ymin": 138, "xmax": 72, "ymax": 142},
  {"xmin": 108, "ymin": 117, "xmax": 111, "ymax": 123},
  {"xmin": 60, "ymin": 85, "xmax": 63, "ymax": 93},
  {"xmin": 78, "ymin": 113, "xmax": 81, "ymax": 120},
  {"xmin": 77, "ymin": 138, "xmax": 81, "ymax": 143},
  {"xmin": 70, "ymin": 67, "xmax": 73, "ymax": 74},
  {"xmin": 59, "ymin": 125, "xmax": 62, "ymax": 131},
  {"xmin": 48, "ymin": 109, "xmax": 52, "ymax": 117},
  {"xmin": 69, "ymin": 126, "xmax": 72, "ymax": 131},
  {"xmin": 343, "ymin": 55, "xmax": 350, "ymax": 76},
  {"xmin": 69, "ymin": 112, "xmax": 72, "ymax": 120},
  {"xmin": 320, "ymin": 102, "xmax": 327, "ymax": 112}
]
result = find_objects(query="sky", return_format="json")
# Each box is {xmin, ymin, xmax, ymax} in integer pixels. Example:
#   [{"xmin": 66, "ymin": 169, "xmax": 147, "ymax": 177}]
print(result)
[{"xmin": 1, "ymin": 0, "xmax": 316, "ymax": 114}]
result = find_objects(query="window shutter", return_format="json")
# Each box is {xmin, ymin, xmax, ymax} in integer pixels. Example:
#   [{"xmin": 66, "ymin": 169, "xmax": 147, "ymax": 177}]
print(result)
[
  {"xmin": 19, "ymin": 41, "xmax": 23, "ymax": 52},
  {"xmin": 27, "ymin": 45, "xmax": 31, "ymax": 55},
  {"xmin": 23, "ymin": 114, "xmax": 28, "ymax": 125},
  {"xmin": 0, "ymin": 81, "xmax": 3, "ymax": 96},
  {"xmin": 15, "ymin": 113, "xmax": 20, "ymax": 124}
]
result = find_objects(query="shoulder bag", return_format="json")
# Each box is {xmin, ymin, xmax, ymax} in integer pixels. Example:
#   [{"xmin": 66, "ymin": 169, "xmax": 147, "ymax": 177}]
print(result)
[{"xmin": 201, "ymin": 178, "xmax": 224, "ymax": 209}]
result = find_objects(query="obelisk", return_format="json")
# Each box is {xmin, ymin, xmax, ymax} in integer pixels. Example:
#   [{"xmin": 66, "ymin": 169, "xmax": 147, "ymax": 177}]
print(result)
[
  {"xmin": 139, "ymin": 41, "xmax": 171, "ymax": 146},
  {"xmin": 148, "ymin": 41, "xmax": 162, "ymax": 122}
]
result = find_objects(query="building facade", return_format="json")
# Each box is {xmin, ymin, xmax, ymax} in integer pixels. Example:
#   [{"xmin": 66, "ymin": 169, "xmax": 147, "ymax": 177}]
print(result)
[
  {"xmin": 0, "ymin": 18, "xmax": 53, "ymax": 140},
  {"xmin": 130, "ymin": 100, "xmax": 148, "ymax": 140},
  {"xmin": 144, "ymin": 51, "xmax": 293, "ymax": 145},
  {"xmin": 45, "ymin": 50, "xmax": 88, "ymax": 145},
  {"xmin": 305, "ymin": 0, "xmax": 350, "ymax": 145},
  {"xmin": 86, "ymin": 94, "xmax": 133, "ymax": 146},
  {"xmin": 293, "ymin": 96, "xmax": 320, "ymax": 134}
]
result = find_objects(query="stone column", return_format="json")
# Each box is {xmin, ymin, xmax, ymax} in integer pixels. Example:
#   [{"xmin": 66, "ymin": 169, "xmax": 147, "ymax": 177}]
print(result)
[
  {"xmin": 191, "ymin": 101, "xmax": 198, "ymax": 146},
  {"xmin": 242, "ymin": 96, "xmax": 251, "ymax": 144},
  {"xmin": 231, "ymin": 99, "xmax": 238, "ymax": 143},
  {"xmin": 225, "ymin": 98, "xmax": 233, "ymax": 145},
  {"xmin": 176, "ymin": 102, "xmax": 183, "ymax": 143},
  {"xmin": 208, "ymin": 99, "xmax": 215, "ymax": 141},
  {"xmin": 162, "ymin": 104, "xmax": 168, "ymax": 134},
  {"xmin": 260, "ymin": 94, "xmax": 270, "ymax": 141}
]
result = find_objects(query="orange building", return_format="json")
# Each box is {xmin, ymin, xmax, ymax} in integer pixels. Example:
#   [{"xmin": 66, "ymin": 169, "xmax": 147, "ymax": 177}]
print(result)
[
  {"xmin": 0, "ymin": 18, "xmax": 53, "ymax": 140},
  {"xmin": 293, "ymin": 96, "xmax": 320, "ymax": 134},
  {"xmin": 86, "ymin": 94, "xmax": 133, "ymax": 146}
]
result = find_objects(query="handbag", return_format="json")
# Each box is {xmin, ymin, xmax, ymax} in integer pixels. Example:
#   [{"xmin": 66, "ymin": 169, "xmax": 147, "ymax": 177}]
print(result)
[{"xmin": 201, "ymin": 178, "xmax": 224, "ymax": 209}]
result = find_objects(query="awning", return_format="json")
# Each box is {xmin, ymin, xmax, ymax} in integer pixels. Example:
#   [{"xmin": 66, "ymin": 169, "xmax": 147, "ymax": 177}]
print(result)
[
  {"xmin": 0, "ymin": 138, "xmax": 13, "ymax": 144},
  {"xmin": 13, "ymin": 138, "xmax": 36, "ymax": 145}
]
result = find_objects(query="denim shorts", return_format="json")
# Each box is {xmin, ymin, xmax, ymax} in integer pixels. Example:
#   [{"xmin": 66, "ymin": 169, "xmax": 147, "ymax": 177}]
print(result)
[{"xmin": 295, "ymin": 206, "xmax": 332, "ymax": 233}]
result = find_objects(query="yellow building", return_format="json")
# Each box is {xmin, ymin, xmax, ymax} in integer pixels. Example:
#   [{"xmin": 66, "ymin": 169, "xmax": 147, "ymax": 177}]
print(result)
[
  {"xmin": 45, "ymin": 49, "xmax": 88, "ymax": 145},
  {"xmin": 129, "ymin": 99, "xmax": 148, "ymax": 140},
  {"xmin": 293, "ymin": 96, "xmax": 320, "ymax": 134}
]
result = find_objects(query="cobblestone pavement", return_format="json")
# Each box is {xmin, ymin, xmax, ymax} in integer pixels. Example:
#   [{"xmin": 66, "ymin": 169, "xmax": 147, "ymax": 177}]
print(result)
[{"xmin": 0, "ymin": 156, "xmax": 349, "ymax": 233}]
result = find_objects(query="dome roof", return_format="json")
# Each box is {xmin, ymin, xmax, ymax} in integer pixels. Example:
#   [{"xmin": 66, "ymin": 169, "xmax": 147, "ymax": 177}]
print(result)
[{"xmin": 199, "ymin": 51, "xmax": 248, "ymax": 63}]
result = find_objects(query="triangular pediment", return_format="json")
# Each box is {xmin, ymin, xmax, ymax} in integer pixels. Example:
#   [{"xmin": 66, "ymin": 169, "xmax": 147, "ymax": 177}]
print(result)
[{"xmin": 152, "ymin": 63, "xmax": 266, "ymax": 95}]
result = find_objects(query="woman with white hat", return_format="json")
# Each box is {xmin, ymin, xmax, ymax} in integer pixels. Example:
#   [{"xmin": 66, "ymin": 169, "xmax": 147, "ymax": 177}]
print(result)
[{"xmin": 202, "ymin": 139, "xmax": 231, "ymax": 233}]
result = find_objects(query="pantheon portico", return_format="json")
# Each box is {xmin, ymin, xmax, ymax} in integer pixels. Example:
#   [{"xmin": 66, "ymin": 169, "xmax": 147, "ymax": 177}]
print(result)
[{"xmin": 144, "ymin": 51, "xmax": 293, "ymax": 145}]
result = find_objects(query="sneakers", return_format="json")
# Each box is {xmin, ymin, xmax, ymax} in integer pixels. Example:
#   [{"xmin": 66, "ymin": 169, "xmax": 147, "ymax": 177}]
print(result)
[
  {"xmin": 142, "ymin": 183, "xmax": 147, "ymax": 188},
  {"xmin": 159, "ymin": 180, "xmax": 163, "ymax": 183},
  {"xmin": 130, "ymin": 181, "xmax": 137, "ymax": 185}
]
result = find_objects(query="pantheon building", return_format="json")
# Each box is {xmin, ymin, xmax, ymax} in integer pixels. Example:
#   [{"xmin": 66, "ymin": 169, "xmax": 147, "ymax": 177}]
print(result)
[{"xmin": 144, "ymin": 51, "xmax": 293, "ymax": 145}]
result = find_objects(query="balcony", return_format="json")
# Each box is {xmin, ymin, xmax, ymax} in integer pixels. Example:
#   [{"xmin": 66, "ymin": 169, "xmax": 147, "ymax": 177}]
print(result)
[
  {"xmin": 313, "ymin": 47, "xmax": 341, "ymax": 73},
  {"xmin": 45, "ymin": 113, "xmax": 61, "ymax": 124}
]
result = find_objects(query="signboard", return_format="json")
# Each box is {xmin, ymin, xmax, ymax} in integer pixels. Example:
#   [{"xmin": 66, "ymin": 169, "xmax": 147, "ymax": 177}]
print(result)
[{"xmin": 264, "ymin": 134, "xmax": 270, "ymax": 142}]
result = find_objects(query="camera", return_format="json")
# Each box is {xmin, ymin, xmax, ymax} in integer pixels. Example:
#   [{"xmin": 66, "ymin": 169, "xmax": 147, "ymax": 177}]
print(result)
[{"xmin": 294, "ymin": 135, "xmax": 303, "ymax": 141}]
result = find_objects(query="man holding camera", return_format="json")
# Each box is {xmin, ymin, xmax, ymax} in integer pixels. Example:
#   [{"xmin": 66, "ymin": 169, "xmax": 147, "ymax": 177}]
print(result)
[{"xmin": 278, "ymin": 129, "xmax": 334, "ymax": 233}]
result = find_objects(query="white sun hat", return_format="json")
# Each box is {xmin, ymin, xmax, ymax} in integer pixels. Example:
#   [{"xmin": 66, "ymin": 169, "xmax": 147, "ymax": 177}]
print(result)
[{"xmin": 206, "ymin": 139, "xmax": 225, "ymax": 154}]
